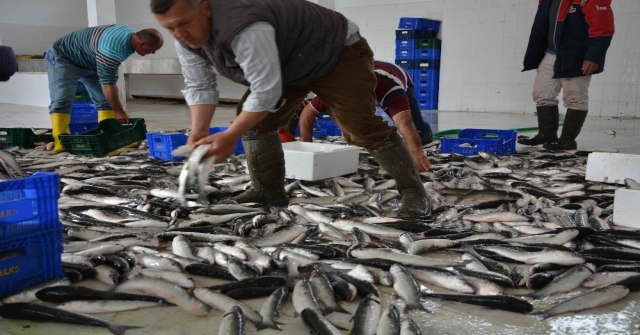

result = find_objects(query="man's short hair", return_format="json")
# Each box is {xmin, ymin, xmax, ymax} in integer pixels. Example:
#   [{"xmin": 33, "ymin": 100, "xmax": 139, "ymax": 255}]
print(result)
[
  {"xmin": 136, "ymin": 29, "xmax": 163, "ymax": 45},
  {"xmin": 150, "ymin": 0, "xmax": 202, "ymax": 14}
]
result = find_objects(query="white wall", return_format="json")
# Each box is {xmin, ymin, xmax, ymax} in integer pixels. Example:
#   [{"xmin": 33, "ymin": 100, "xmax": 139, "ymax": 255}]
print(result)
[
  {"xmin": 336, "ymin": 0, "xmax": 640, "ymax": 117},
  {"xmin": 0, "ymin": 0, "xmax": 88, "ymax": 55},
  {"xmin": 114, "ymin": 0, "xmax": 246, "ymax": 100},
  {"xmin": 0, "ymin": 73, "xmax": 49, "ymax": 107}
]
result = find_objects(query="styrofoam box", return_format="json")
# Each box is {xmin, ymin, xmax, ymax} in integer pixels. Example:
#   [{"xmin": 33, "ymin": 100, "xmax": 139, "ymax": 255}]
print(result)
[
  {"xmin": 282, "ymin": 142, "xmax": 359, "ymax": 181},
  {"xmin": 585, "ymin": 153, "xmax": 640, "ymax": 185},
  {"xmin": 613, "ymin": 188, "xmax": 640, "ymax": 229}
]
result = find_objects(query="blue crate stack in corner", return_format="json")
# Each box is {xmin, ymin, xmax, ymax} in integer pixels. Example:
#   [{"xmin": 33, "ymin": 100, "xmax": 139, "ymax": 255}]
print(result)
[
  {"xmin": 0, "ymin": 172, "xmax": 66, "ymax": 300},
  {"xmin": 395, "ymin": 17, "xmax": 441, "ymax": 110}
]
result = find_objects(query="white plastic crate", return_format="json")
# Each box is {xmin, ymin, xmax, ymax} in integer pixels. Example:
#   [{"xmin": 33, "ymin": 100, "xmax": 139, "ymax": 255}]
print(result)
[
  {"xmin": 585, "ymin": 153, "xmax": 640, "ymax": 185},
  {"xmin": 613, "ymin": 188, "xmax": 640, "ymax": 229},
  {"xmin": 282, "ymin": 142, "xmax": 359, "ymax": 181}
]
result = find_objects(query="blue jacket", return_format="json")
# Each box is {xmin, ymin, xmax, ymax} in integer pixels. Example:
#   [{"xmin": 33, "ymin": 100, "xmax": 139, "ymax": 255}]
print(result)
[{"xmin": 523, "ymin": 0, "xmax": 615, "ymax": 79}]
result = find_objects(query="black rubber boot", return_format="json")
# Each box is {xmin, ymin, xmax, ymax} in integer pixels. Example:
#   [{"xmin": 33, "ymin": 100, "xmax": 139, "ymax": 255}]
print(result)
[
  {"xmin": 370, "ymin": 134, "xmax": 432, "ymax": 219},
  {"xmin": 228, "ymin": 132, "xmax": 288, "ymax": 206},
  {"xmin": 420, "ymin": 122, "xmax": 434, "ymax": 145},
  {"xmin": 544, "ymin": 109, "xmax": 588, "ymax": 151},
  {"xmin": 517, "ymin": 106, "xmax": 559, "ymax": 146}
]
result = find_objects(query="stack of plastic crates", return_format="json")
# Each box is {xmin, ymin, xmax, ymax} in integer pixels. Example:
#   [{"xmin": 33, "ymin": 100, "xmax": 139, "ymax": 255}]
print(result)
[
  {"xmin": 69, "ymin": 102, "xmax": 99, "ymax": 135},
  {"xmin": 0, "ymin": 172, "xmax": 65, "ymax": 300},
  {"xmin": 395, "ymin": 17, "xmax": 442, "ymax": 110}
]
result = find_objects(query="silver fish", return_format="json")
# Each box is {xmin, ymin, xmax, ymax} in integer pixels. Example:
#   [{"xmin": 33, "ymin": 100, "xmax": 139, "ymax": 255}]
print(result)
[
  {"xmin": 528, "ymin": 265, "xmax": 593, "ymax": 299},
  {"xmin": 57, "ymin": 300, "xmax": 165, "ymax": 314},
  {"xmin": 351, "ymin": 294, "xmax": 381, "ymax": 335},
  {"xmin": 535, "ymin": 285, "xmax": 629, "ymax": 319},
  {"xmin": 293, "ymin": 278, "xmax": 324, "ymax": 316},
  {"xmin": 116, "ymin": 277, "xmax": 209, "ymax": 316},
  {"xmin": 193, "ymin": 288, "xmax": 262, "ymax": 325},
  {"xmin": 390, "ymin": 264, "xmax": 430, "ymax": 313},
  {"xmin": 377, "ymin": 304, "xmax": 402, "ymax": 335},
  {"xmin": 219, "ymin": 306, "xmax": 245, "ymax": 335},
  {"xmin": 310, "ymin": 270, "xmax": 350, "ymax": 315},
  {"xmin": 257, "ymin": 287, "xmax": 288, "ymax": 331}
]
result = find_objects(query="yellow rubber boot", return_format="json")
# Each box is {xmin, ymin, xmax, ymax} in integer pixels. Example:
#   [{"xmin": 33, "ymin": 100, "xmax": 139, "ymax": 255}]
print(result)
[
  {"xmin": 98, "ymin": 109, "xmax": 138, "ymax": 149},
  {"xmin": 97, "ymin": 109, "xmax": 116, "ymax": 122},
  {"xmin": 50, "ymin": 113, "xmax": 70, "ymax": 153}
]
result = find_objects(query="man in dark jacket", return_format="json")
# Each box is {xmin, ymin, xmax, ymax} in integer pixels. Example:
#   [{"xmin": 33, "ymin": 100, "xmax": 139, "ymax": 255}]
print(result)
[
  {"xmin": 0, "ymin": 45, "xmax": 18, "ymax": 82},
  {"xmin": 151, "ymin": 0, "xmax": 431, "ymax": 218},
  {"xmin": 519, "ymin": 0, "xmax": 614, "ymax": 150}
]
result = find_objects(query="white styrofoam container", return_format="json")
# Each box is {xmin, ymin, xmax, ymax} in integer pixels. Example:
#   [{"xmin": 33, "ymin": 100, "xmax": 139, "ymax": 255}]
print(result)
[
  {"xmin": 613, "ymin": 188, "xmax": 640, "ymax": 229},
  {"xmin": 282, "ymin": 142, "xmax": 359, "ymax": 181},
  {"xmin": 585, "ymin": 153, "xmax": 640, "ymax": 185}
]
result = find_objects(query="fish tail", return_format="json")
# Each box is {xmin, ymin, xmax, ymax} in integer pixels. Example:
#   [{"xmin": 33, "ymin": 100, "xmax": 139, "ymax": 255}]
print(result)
[
  {"xmin": 530, "ymin": 311, "xmax": 550, "ymax": 320},
  {"xmin": 108, "ymin": 324, "xmax": 140, "ymax": 335},
  {"xmin": 326, "ymin": 305, "xmax": 351, "ymax": 315},
  {"xmin": 405, "ymin": 304, "xmax": 433, "ymax": 314},
  {"xmin": 255, "ymin": 322, "xmax": 282, "ymax": 331}
]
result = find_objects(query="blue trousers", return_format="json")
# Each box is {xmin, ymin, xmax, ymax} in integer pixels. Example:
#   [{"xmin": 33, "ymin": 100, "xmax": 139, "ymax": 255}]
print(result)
[
  {"xmin": 406, "ymin": 86, "xmax": 433, "ymax": 141},
  {"xmin": 45, "ymin": 47, "xmax": 111, "ymax": 113}
]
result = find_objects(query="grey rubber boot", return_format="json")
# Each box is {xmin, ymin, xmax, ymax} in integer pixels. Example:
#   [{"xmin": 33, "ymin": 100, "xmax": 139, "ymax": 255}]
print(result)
[
  {"xmin": 544, "ymin": 109, "xmax": 588, "ymax": 151},
  {"xmin": 228, "ymin": 131, "xmax": 288, "ymax": 206},
  {"xmin": 517, "ymin": 105, "xmax": 559, "ymax": 146},
  {"xmin": 369, "ymin": 134, "xmax": 432, "ymax": 219}
]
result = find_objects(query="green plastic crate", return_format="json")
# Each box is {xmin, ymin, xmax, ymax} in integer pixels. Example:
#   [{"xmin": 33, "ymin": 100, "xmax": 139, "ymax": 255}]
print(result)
[
  {"xmin": 0, "ymin": 128, "xmax": 37, "ymax": 148},
  {"xmin": 59, "ymin": 118, "xmax": 147, "ymax": 156},
  {"xmin": 75, "ymin": 91, "xmax": 91, "ymax": 102},
  {"xmin": 416, "ymin": 38, "xmax": 441, "ymax": 49}
]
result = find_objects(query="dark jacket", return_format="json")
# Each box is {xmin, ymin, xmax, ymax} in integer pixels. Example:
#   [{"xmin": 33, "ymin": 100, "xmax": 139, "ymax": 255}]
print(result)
[
  {"xmin": 523, "ymin": 0, "xmax": 614, "ymax": 78},
  {"xmin": 0, "ymin": 45, "xmax": 18, "ymax": 82},
  {"xmin": 182, "ymin": 0, "xmax": 347, "ymax": 86}
]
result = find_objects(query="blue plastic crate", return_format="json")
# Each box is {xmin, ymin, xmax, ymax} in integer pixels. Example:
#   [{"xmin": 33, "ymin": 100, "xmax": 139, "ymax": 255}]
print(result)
[
  {"xmin": 146, "ymin": 132, "xmax": 188, "ymax": 161},
  {"xmin": 209, "ymin": 127, "xmax": 245, "ymax": 154},
  {"xmin": 398, "ymin": 17, "xmax": 441, "ymax": 32},
  {"xmin": 69, "ymin": 123, "xmax": 98, "ymax": 135},
  {"xmin": 414, "ymin": 78, "xmax": 439, "ymax": 91},
  {"xmin": 414, "ymin": 48, "xmax": 441, "ymax": 60},
  {"xmin": 419, "ymin": 100, "xmax": 438, "ymax": 110},
  {"xmin": 396, "ymin": 59, "xmax": 440, "ymax": 70},
  {"xmin": 409, "ymin": 69, "xmax": 440, "ymax": 82},
  {"xmin": 395, "ymin": 30, "xmax": 437, "ymax": 40},
  {"xmin": 0, "ymin": 228, "xmax": 65, "ymax": 300},
  {"xmin": 441, "ymin": 129, "xmax": 518, "ymax": 157},
  {"xmin": 395, "ymin": 49, "xmax": 416, "ymax": 60},
  {"xmin": 70, "ymin": 102, "xmax": 98, "ymax": 124},
  {"xmin": 0, "ymin": 172, "xmax": 61, "ymax": 240},
  {"xmin": 416, "ymin": 89, "xmax": 439, "ymax": 100},
  {"xmin": 316, "ymin": 116, "xmax": 342, "ymax": 136},
  {"xmin": 395, "ymin": 39, "xmax": 416, "ymax": 50}
]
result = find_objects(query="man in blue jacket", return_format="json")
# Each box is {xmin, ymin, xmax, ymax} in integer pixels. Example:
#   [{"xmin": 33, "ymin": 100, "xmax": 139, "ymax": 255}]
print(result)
[{"xmin": 518, "ymin": 0, "xmax": 614, "ymax": 150}]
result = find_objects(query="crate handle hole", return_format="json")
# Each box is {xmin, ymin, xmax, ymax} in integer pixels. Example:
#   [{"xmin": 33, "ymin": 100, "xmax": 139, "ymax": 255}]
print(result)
[
  {"xmin": 482, "ymin": 133, "xmax": 499, "ymax": 138},
  {"xmin": 0, "ymin": 247, "xmax": 25, "ymax": 262},
  {"xmin": 459, "ymin": 143, "xmax": 478, "ymax": 148},
  {"xmin": 0, "ymin": 131, "xmax": 7, "ymax": 136}
]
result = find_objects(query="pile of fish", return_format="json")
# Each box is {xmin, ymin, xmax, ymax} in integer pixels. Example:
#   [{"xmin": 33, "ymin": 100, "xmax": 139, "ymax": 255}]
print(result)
[{"xmin": 1, "ymin": 140, "xmax": 640, "ymax": 335}]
